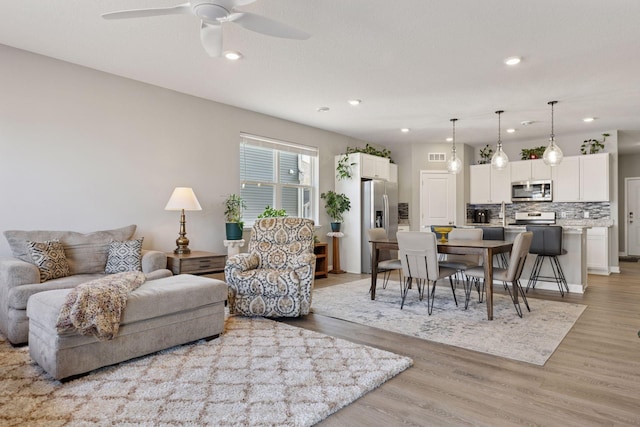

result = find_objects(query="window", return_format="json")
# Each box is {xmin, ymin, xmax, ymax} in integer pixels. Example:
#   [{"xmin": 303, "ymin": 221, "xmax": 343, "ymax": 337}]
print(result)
[{"xmin": 240, "ymin": 133, "xmax": 318, "ymax": 226}]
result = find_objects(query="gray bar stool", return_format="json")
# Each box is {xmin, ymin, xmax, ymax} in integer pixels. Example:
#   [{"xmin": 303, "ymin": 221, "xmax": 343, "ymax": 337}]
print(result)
[{"xmin": 525, "ymin": 225, "xmax": 569, "ymax": 296}]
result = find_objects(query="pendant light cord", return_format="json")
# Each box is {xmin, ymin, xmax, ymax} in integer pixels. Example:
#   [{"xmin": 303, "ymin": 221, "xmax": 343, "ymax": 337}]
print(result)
[
  {"xmin": 549, "ymin": 101, "xmax": 556, "ymax": 142},
  {"xmin": 495, "ymin": 110, "xmax": 504, "ymax": 149},
  {"xmin": 450, "ymin": 118, "xmax": 457, "ymax": 153}
]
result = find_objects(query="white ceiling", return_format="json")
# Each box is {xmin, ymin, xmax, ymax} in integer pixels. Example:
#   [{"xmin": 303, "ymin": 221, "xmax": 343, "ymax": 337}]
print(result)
[{"xmin": 2, "ymin": 0, "xmax": 640, "ymax": 153}]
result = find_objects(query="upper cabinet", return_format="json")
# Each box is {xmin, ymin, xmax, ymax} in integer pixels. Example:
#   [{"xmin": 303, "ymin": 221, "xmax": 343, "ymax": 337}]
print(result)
[
  {"xmin": 469, "ymin": 164, "xmax": 511, "ymax": 204},
  {"xmin": 359, "ymin": 153, "xmax": 390, "ymax": 180},
  {"xmin": 510, "ymin": 159, "xmax": 552, "ymax": 182},
  {"xmin": 552, "ymin": 153, "xmax": 609, "ymax": 202},
  {"xmin": 388, "ymin": 163, "xmax": 398, "ymax": 183}
]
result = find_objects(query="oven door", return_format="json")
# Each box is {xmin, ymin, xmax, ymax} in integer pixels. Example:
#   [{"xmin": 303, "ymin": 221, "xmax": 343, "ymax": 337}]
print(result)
[{"xmin": 511, "ymin": 180, "xmax": 552, "ymax": 202}]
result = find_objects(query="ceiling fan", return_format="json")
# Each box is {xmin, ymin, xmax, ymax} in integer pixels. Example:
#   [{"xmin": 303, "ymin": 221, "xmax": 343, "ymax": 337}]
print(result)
[{"xmin": 102, "ymin": 0, "xmax": 310, "ymax": 57}]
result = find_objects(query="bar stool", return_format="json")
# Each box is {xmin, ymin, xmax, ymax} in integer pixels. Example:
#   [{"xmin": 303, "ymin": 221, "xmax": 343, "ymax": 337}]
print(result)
[
  {"xmin": 479, "ymin": 226, "xmax": 509, "ymax": 268},
  {"xmin": 526, "ymin": 225, "xmax": 569, "ymax": 296}
]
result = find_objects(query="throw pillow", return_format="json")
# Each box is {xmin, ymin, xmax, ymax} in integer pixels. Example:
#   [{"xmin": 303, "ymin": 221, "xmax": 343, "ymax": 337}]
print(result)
[
  {"xmin": 26, "ymin": 239, "xmax": 71, "ymax": 282},
  {"xmin": 105, "ymin": 238, "xmax": 143, "ymax": 274}
]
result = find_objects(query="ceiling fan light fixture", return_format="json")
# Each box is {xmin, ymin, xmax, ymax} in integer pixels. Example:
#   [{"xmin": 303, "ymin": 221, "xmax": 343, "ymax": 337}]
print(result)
[
  {"xmin": 491, "ymin": 110, "xmax": 509, "ymax": 170},
  {"xmin": 223, "ymin": 50, "xmax": 243, "ymax": 60},
  {"xmin": 543, "ymin": 101, "xmax": 564, "ymax": 166},
  {"xmin": 447, "ymin": 118, "xmax": 462, "ymax": 175}
]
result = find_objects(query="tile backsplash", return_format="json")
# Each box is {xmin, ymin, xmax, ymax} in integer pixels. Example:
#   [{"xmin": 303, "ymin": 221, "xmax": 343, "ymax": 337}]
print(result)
[{"xmin": 467, "ymin": 201, "xmax": 611, "ymax": 223}]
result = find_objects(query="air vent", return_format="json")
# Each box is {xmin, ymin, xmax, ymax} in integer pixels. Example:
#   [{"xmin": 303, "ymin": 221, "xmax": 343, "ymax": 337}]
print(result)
[{"xmin": 428, "ymin": 153, "xmax": 447, "ymax": 162}]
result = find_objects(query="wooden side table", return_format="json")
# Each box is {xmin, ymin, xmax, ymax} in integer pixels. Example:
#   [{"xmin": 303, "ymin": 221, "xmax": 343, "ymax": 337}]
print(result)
[
  {"xmin": 327, "ymin": 232, "xmax": 346, "ymax": 274},
  {"xmin": 314, "ymin": 242, "xmax": 328, "ymax": 278},
  {"xmin": 166, "ymin": 251, "xmax": 226, "ymax": 275}
]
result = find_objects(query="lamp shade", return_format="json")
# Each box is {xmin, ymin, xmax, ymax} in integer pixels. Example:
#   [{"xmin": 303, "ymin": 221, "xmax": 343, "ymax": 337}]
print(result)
[{"xmin": 164, "ymin": 187, "xmax": 202, "ymax": 211}]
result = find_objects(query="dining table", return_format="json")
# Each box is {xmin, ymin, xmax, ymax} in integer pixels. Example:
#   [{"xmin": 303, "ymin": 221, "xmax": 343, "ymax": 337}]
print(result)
[{"xmin": 369, "ymin": 238, "xmax": 514, "ymax": 320}]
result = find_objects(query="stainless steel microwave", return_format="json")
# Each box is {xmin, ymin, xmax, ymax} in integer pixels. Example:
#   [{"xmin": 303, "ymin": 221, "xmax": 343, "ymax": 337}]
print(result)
[{"xmin": 511, "ymin": 180, "xmax": 552, "ymax": 202}]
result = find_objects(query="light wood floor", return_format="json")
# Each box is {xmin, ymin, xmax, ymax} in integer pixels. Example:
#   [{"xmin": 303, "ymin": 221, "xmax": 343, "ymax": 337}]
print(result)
[{"xmin": 280, "ymin": 263, "xmax": 640, "ymax": 426}]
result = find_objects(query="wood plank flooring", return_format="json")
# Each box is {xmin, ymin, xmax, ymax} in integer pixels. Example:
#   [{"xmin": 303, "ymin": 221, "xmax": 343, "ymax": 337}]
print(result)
[{"xmin": 279, "ymin": 263, "xmax": 640, "ymax": 426}]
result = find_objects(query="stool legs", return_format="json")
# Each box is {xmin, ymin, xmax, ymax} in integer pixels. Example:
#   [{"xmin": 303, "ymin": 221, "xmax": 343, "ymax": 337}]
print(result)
[{"xmin": 527, "ymin": 255, "xmax": 568, "ymax": 296}]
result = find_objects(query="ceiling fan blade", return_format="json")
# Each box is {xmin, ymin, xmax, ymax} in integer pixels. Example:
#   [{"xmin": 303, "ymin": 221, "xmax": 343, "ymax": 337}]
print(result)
[
  {"xmin": 201, "ymin": 22, "xmax": 223, "ymax": 57},
  {"xmin": 102, "ymin": 3, "xmax": 192, "ymax": 20},
  {"xmin": 229, "ymin": 12, "xmax": 310, "ymax": 40}
]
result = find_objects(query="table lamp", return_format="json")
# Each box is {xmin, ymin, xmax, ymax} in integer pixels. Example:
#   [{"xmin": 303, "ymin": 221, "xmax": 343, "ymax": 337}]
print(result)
[{"xmin": 165, "ymin": 187, "xmax": 202, "ymax": 254}]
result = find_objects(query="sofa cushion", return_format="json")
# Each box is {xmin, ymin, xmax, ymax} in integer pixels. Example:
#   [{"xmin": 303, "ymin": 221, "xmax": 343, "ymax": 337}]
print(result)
[
  {"xmin": 105, "ymin": 238, "xmax": 143, "ymax": 274},
  {"xmin": 8, "ymin": 273, "xmax": 106, "ymax": 310},
  {"xmin": 26, "ymin": 239, "xmax": 70, "ymax": 282},
  {"xmin": 4, "ymin": 225, "xmax": 136, "ymax": 275}
]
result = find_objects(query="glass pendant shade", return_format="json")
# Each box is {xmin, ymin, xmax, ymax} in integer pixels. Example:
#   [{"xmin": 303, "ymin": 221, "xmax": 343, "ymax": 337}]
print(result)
[
  {"xmin": 447, "ymin": 118, "xmax": 462, "ymax": 174},
  {"xmin": 447, "ymin": 150, "xmax": 462, "ymax": 174},
  {"xmin": 543, "ymin": 101, "xmax": 563, "ymax": 166},
  {"xmin": 491, "ymin": 110, "xmax": 509, "ymax": 170},
  {"xmin": 543, "ymin": 138, "xmax": 563, "ymax": 166},
  {"xmin": 491, "ymin": 147, "xmax": 509, "ymax": 170}
]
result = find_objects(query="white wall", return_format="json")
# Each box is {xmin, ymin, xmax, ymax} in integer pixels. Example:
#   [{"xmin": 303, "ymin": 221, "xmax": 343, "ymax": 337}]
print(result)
[
  {"xmin": 0, "ymin": 45, "xmax": 368, "ymax": 258},
  {"xmin": 618, "ymin": 151, "xmax": 640, "ymax": 254}
]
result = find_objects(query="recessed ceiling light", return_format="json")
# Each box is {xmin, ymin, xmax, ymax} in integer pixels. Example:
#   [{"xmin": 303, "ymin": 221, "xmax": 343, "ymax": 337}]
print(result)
[
  {"xmin": 348, "ymin": 99, "xmax": 362, "ymax": 106},
  {"xmin": 504, "ymin": 56, "xmax": 521, "ymax": 66},
  {"xmin": 583, "ymin": 117, "xmax": 595, "ymax": 122},
  {"xmin": 317, "ymin": 107, "xmax": 330, "ymax": 112},
  {"xmin": 400, "ymin": 128, "xmax": 410, "ymax": 133},
  {"xmin": 520, "ymin": 120, "xmax": 534, "ymax": 126},
  {"xmin": 506, "ymin": 128, "xmax": 516, "ymax": 133},
  {"xmin": 446, "ymin": 137, "xmax": 453, "ymax": 142},
  {"xmin": 223, "ymin": 51, "xmax": 243, "ymax": 60}
]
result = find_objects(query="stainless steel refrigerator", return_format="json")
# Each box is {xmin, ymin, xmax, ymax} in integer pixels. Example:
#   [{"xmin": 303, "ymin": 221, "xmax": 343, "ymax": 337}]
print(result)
[{"xmin": 361, "ymin": 179, "xmax": 398, "ymax": 273}]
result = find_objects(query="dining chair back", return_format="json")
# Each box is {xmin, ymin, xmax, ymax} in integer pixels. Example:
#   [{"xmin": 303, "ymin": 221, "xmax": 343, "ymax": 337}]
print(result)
[
  {"xmin": 396, "ymin": 231, "xmax": 457, "ymax": 313},
  {"xmin": 463, "ymin": 231, "xmax": 533, "ymax": 317},
  {"xmin": 442, "ymin": 228, "xmax": 483, "ymax": 267},
  {"xmin": 366, "ymin": 228, "xmax": 402, "ymax": 289}
]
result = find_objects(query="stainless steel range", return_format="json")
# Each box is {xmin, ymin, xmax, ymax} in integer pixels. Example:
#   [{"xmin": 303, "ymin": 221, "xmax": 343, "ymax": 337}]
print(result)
[{"xmin": 510, "ymin": 211, "xmax": 556, "ymax": 225}]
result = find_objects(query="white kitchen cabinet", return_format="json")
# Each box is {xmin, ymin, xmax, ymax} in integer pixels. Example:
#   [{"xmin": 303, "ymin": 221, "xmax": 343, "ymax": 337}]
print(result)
[
  {"xmin": 552, "ymin": 156, "xmax": 580, "ymax": 201},
  {"xmin": 469, "ymin": 164, "xmax": 511, "ymax": 204},
  {"xmin": 388, "ymin": 163, "xmax": 398, "ymax": 183},
  {"xmin": 359, "ymin": 153, "xmax": 390, "ymax": 181},
  {"xmin": 552, "ymin": 153, "xmax": 609, "ymax": 202},
  {"xmin": 580, "ymin": 153, "xmax": 609, "ymax": 202},
  {"xmin": 510, "ymin": 159, "xmax": 552, "ymax": 182},
  {"xmin": 587, "ymin": 227, "xmax": 610, "ymax": 275}
]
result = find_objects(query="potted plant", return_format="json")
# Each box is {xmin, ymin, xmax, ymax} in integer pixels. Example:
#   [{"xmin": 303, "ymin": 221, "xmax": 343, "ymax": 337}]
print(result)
[
  {"xmin": 478, "ymin": 144, "xmax": 493, "ymax": 164},
  {"xmin": 581, "ymin": 133, "xmax": 609, "ymax": 154},
  {"xmin": 257, "ymin": 205, "xmax": 287, "ymax": 218},
  {"xmin": 320, "ymin": 191, "xmax": 351, "ymax": 232},
  {"xmin": 520, "ymin": 146, "xmax": 547, "ymax": 160},
  {"xmin": 223, "ymin": 194, "xmax": 246, "ymax": 240}
]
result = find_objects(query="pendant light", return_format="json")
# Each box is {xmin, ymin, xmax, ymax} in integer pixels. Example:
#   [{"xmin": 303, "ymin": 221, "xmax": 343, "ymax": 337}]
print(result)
[
  {"xmin": 543, "ymin": 100, "xmax": 563, "ymax": 166},
  {"xmin": 447, "ymin": 118, "xmax": 462, "ymax": 174},
  {"xmin": 491, "ymin": 110, "xmax": 509, "ymax": 170}
]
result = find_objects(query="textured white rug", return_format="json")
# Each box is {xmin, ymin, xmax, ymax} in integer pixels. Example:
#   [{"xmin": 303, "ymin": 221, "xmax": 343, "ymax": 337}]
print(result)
[
  {"xmin": 313, "ymin": 279, "xmax": 587, "ymax": 366},
  {"xmin": 0, "ymin": 316, "xmax": 412, "ymax": 427}
]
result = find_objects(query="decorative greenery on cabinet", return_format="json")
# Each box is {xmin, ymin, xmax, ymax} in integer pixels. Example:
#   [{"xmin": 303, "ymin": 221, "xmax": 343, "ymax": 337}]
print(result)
[
  {"xmin": 478, "ymin": 144, "xmax": 493, "ymax": 164},
  {"xmin": 581, "ymin": 133, "xmax": 609, "ymax": 155},
  {"xmin": 520, "ymin": 146, "xmax": 547, "ymax": 160},
  {"xmin": 336, "ymin": 144, "xmax": 393, "ymax": 181}
]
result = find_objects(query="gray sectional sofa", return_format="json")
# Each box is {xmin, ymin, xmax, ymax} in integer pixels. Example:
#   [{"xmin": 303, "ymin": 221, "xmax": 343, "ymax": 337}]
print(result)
[{"xmin": 0, "ymin": 225, "xmax": 172, "ymax": 344}]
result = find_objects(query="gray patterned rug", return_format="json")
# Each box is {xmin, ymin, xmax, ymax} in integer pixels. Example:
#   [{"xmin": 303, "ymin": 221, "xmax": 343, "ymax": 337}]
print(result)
[
  {"xmin": 0, "ymin": 316, "xmax": 412, "ymax": 427},
  {"xmin": 312, "ymin": 279, "xmax": 587, "ymax": 366}
]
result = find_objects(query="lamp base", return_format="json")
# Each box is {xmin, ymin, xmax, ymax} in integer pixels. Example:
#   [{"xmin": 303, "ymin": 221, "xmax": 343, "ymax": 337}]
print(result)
[
  {"xmin": 174, "ymin": 209, "xmax": 191, "ymax": 254},
  {"xmin": 174, "ymin": 246, "xmax": 191, "ymax": 255}
]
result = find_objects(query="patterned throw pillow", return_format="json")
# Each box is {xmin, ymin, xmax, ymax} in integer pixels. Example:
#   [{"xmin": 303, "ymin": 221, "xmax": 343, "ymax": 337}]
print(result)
[
  {"xmin": 26, "ymin": 239, "xmax": 71, "ymax": 282},
  {"xmin": 105, "ymin": 238, "xmax": 143, "ymax": 274}
]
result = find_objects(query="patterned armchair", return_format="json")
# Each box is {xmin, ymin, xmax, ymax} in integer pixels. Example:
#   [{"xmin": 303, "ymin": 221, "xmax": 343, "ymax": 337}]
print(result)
[{"xmin": 225, "ymin": 217, "xmax": 316, "ymax": 317}]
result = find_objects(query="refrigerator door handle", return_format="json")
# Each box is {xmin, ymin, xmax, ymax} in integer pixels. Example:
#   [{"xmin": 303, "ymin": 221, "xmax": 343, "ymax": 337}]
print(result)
[{"xmin": 383, "ymin": 194, "xmax": 389, "ymax": 231}]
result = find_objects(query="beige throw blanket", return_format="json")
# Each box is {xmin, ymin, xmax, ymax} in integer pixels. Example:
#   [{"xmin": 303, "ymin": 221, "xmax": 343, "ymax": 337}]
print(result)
[{"xmin": 56, "ymin": 271, "xmax": 146, "ymax": 341}]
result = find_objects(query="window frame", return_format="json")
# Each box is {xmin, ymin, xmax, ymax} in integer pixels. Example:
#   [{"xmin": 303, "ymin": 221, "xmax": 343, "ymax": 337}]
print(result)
[{"xmin": 239, "ymin": 133, "xmax": 319, "ymax": 227}]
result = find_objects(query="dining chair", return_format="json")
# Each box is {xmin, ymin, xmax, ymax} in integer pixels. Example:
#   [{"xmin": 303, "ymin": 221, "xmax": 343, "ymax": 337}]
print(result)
[
  {"xmin": 396, "ymin": 231, "xmax": 458, "ymax": 313},
  {"xmin": 439, "ymin": 228, "xmax": 483, "ymax": 274},
  {"xmin": 463, "ymin": 231, "xmax": 533, "ymax": 318},
  {"xmin": 367, "ymin": 228, "xmax": 402, "ymax": 289},
  {"xmin": 479, "ymin": 226, "xmax": 509, "ymax": 268}
]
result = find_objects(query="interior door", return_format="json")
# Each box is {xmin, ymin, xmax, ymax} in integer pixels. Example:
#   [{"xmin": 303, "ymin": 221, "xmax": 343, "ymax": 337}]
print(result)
[
  {"xmin": 420, "ymin": 171, "xmax": 456, "ymax": 230},
  {"xmin": 626, "ymin": 178, "xmax": 640, "ymax": 255}
]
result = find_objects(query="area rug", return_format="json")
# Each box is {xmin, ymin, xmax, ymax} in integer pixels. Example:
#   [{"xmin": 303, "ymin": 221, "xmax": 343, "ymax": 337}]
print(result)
[
  {"xmin": 0, "ymin": 316, "xmax": 412, "ymax": 427},
  {"xmin": 312, "ymin": 279, "xmax": 587, "ymax": 366}
]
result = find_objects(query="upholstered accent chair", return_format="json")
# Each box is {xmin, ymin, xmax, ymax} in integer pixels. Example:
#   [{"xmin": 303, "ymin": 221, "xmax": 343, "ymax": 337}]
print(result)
[{"xmin": 225, "ymin": 217, "xmax": 316, "ymax": 317}]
